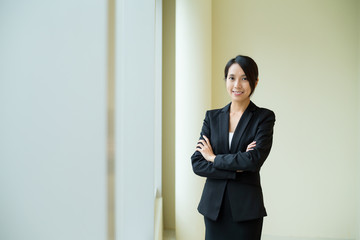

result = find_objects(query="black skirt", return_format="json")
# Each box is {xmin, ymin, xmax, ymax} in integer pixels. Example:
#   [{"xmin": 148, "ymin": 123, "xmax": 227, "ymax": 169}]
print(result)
[{"xmin": 204, "ymin": 186, "xmax": 263, "ymax": 240}]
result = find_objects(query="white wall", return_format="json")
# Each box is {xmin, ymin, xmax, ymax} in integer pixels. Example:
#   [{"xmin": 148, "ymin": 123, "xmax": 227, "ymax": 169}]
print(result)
[
  {"xmin": 1, "ymin": 1, "xmax": 163, "ymax": 240},
  {"xmin": 212, "ymin": 0, "xmax": 359, "ymax": 239},
  {"xmin": 0, "ymin": 1, "xmax": 107, "ymax": 239}
]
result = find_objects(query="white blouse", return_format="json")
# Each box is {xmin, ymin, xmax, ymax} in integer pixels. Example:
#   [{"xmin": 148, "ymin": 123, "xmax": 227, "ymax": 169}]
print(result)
[{"xmin": 229, "ymin": 132, "xmax": 234, "ymax": 149}]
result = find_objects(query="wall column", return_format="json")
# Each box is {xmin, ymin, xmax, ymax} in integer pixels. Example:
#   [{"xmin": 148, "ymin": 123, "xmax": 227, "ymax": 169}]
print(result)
[
  {"xmin": 175, "ymin": 1, "xmax": 212, "ymax": 239},
  {"xmin": 114, "ymin": 0, "xmax": 160, "ymax": 239}
]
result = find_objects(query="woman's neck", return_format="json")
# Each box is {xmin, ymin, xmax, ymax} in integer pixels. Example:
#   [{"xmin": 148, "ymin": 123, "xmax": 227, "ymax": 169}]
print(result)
[{"xmin": 230, "ymin": 99, "xmax": 250, "ymax": 114}]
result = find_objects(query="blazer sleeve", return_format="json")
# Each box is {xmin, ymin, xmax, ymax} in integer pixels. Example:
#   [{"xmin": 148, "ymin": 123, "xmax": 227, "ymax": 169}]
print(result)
[
  {"xmin": 213, "ymin": 110, "xmax": 275, "ymax": 172},
  {"xmin": 191, "ymin": 111, "xmax": 237, "ymax": 179}
]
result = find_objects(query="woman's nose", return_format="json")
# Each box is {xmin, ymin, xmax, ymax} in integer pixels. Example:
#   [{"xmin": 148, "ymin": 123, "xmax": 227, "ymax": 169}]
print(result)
[{"xmin": 234, "ymin": 79, "xmax": 241, "ymax": 87}]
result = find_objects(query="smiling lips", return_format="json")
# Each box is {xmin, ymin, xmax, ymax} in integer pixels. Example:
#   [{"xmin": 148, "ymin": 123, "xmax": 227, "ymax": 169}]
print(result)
[{"xmin": 232, "ymin": 91, "xmax": 243, "ymax": 96}]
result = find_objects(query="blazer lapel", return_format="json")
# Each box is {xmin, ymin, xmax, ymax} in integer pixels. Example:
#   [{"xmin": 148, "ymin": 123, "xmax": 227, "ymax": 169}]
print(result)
[
  {"xmin": 218, "ymin": 103, "xmax": 231, "ymax": 153},
  {"xmin": 230, "ymin": 101, "xmax": 256, "ymax": 153}
]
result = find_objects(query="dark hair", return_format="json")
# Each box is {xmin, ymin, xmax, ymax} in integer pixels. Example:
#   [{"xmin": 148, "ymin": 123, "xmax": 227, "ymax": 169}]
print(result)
[{"xmin": 224, "ymin": 55, "xmax": 258, "ymax": 96}]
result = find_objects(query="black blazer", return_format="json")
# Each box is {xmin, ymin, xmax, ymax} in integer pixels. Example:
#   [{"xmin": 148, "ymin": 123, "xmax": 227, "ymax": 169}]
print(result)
[{"xmin": 191, "ymin": 101, "xmax": 275, "ymax": 222}]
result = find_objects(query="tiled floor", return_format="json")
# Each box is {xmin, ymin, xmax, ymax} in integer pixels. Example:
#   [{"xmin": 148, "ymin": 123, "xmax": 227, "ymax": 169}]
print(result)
[{"xmin": 163, "ymin": 229, "xmax": 175, "ymax": 240}]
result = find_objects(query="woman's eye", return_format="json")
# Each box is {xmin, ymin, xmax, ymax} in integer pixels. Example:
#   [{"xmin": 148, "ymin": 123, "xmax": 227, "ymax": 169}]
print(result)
[
  {"xmin": 242, "ymin": 77, "xmax": 247, "ymax": 81},
  {"xmin": 228, "ymin": 77, "xmax": 234, "ymax": 80}
]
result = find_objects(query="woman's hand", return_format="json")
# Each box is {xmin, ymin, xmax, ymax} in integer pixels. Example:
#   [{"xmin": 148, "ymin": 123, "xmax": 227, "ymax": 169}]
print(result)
[
  {"xmin": 237, "ymin": 141, "xmax": 256, "ymax": 173},
  {"xmin": 246, "ymin": 141, "xmax": 256, "ymax": 152},
  {"xmin": 196, "ymin": 135, "xmax": 216, "ymax": 162}
]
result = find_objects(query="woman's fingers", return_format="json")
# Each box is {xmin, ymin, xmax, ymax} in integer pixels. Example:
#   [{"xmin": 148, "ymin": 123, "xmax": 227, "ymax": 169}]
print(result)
[
  {"xmin": 197, "ymin": 139, "xmax": 207, "ymax": 147},
  {"xmin": 202, "ymin": 135, "xmax": 209, "ymax": 145},
  {"xmin": 203, "ymin": 135, "xmax": 212, "ymax": 149},
  {"xmin": 246, "ymin": 141, "xmax": 256, "ymax": 152},
  {"xmin": 195, "ymin": 135, "xmax": 216, "ymax": 162},
  {"xmin": 196, "ymin": 139, "xmax": 207, "ymax": 151}
]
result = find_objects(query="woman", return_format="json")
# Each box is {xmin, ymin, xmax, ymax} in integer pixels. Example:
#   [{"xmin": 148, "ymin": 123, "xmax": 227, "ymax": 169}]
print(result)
[{"xmin": 191, "ymin": 55, "xmax": 275, "ymax": 239}]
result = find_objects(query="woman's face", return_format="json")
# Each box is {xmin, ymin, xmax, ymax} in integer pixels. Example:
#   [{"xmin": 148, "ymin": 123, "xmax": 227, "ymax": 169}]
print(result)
[{"xmin": 226, "ymin": 63, "xmax": 253, "ymax": 103}]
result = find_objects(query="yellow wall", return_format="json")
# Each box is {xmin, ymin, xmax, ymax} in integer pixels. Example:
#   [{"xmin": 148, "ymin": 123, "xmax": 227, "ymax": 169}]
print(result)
[
  {"xmin": 212, "ymin": 0, "xmax": 359, "ymax": 238},
  {"xmin": 162, "ymin": 0, "xmax": 176, "ymax": 230}
]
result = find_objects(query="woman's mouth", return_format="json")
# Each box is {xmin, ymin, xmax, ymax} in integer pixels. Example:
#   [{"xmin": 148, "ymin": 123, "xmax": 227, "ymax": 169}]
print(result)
[{"xmin": 232, "ymin": 91, "xmax": 243, "ymax": 96}]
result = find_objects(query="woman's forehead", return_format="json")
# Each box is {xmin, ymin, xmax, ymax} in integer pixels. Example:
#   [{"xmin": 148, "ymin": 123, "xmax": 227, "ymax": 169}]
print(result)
[{"xmin": 228, "ymin": 64, "xmax": 245, "ymax": 75}]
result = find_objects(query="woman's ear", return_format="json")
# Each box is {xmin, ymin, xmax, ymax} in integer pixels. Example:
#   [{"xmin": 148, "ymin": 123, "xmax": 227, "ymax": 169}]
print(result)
[{"xmin": 255, "ymin": 78, "xmax": 259, "ymax": 88}]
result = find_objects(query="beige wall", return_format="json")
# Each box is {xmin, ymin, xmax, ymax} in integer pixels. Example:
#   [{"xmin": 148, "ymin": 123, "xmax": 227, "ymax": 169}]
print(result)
[
  {"xmin": 162, "ymin": 0, "xmax": 176, "ymax": 230},
  {"xmin": 163, "ymin": 0, "xmax": 360, "ymax": 239},
  {"xmin": 212, "ymin": 0, "xmax": 359, "ymax": 239}
]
